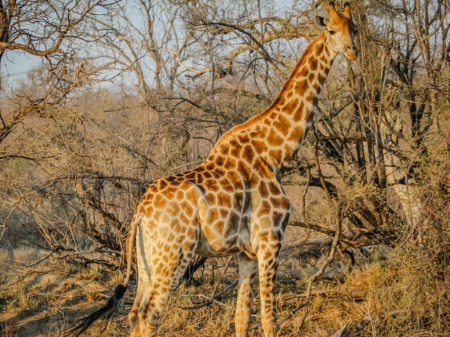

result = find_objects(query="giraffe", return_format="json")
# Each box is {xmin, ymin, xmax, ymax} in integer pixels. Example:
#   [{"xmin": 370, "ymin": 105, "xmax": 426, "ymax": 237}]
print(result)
[{"xmin": 69, "ymin": 3, "xmax": 358, "ymax": 337}]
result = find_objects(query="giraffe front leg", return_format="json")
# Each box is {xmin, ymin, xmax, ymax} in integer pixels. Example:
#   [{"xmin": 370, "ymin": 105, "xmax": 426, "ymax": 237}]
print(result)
[
  {"xmin": 235, "ymin": 252, "xmax": 258, "ymax": 337},
  {"xmin": 257, "ymin": 241, "xmax": 281, "ymax": 337}
]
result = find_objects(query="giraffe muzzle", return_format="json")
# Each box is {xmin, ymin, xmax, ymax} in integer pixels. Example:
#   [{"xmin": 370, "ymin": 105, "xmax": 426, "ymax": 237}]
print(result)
[{"xmin": 345, "ymin": 46, "xmax": 357, "ymax": 60}]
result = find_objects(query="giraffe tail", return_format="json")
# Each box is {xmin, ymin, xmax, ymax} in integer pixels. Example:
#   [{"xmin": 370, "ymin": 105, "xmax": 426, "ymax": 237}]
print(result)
[{"xmin": 64, "ymin": 213, "xmax": 141, "ymax": 337}]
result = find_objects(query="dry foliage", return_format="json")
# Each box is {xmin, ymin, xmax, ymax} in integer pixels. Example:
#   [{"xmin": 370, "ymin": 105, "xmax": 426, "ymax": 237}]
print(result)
[{"xmin": 1, "ymin": 0, "xmax": 450, "ymax": 336}]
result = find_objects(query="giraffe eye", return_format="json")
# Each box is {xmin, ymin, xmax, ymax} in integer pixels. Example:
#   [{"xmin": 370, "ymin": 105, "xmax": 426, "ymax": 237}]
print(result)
[{"xmin": 329, "ymin": 30, "xmax": 336, "ymax": 35}]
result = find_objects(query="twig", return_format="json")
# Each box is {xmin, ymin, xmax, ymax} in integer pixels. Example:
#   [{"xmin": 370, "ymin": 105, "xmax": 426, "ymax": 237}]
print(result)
[
  {"xmin": 277, "ymin": 202, "xmax": 346, "ymax": 335},
  {"xmin": 58, "ymin": 248, "xmax": 122, "ymax": 259},
  {"xmin": 26, "ymin": 250, "xmax": 59, "ymax": 268},
  {"xmin": 313, "ymin": 125, "xmax": 332, "ymax": 201},
  {"xmin": 297, "ymin": 202, "xmax": 345, "ymax": 336},
  {"xmin": 0, "ymin": 199, "xmax": 21, "ymax": 241},
  {"xmin": 179, "ymin": 256, "xmax": 235, "ymax": 309},
  {"xmin": 183, "ymin": 256, "xmax": 208, "ymax": 281},
  {"xmin": 301, "ymin": 160, "xmax": 312, "ymax": 224},
  {"xmin": 168, "ymin": 159, "xmax": 203, "ymax": 172},
  {"xmin": 287, "ymin": 220, "xmax": 365, "ymax": 248}
]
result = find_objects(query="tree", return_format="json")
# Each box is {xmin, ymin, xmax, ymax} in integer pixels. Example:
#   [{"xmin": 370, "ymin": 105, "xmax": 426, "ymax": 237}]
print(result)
[
  {"xmin": 1, "ymin": 0, "xmax": 450, "ymax": 335},
  {"xmin": 0, "ymin": 0, "xmax": 119, "ymax": 243},
  {"xmin": 0, "ymin": 0, "xmax": 119, "ymax": 143}
]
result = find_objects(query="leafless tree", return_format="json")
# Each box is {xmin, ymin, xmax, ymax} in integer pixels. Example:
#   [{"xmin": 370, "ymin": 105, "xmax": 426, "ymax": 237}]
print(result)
[
  {"xmin": 0, "ymin": 0, "xmax": 121, "ymax": 246},
  {"xmin": 1, "ymin": 0, "xmax": 449, "ymax": 300}
]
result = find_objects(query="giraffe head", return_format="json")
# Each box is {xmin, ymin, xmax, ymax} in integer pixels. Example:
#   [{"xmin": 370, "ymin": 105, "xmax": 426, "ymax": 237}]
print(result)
[{"xmin": 315, "ymin": 2, "xmax": 358, "ymax": 60}]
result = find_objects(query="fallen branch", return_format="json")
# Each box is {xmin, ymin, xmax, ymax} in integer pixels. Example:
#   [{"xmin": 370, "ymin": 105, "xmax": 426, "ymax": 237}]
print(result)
[
  {"xmin": 277, "ymin": 202, "xmax": 346, "ymax": 335},
  {"xmin": 179, "ymin": 256, "xmax": 236, "ymax": 309},
  {"xmin": 183, "ymin": 256, "xmax": 208, "ymax": 282},
  {"xmin": 329, "ymin": 324, "xmax": 350, "ymax": 337},
  {"xmin": 286, "ymin": 220, "xmax": 393, "ymax": 250},
  {"xmin": 297, "ymin": 202, "xmax": 345, "ymax": 335}
]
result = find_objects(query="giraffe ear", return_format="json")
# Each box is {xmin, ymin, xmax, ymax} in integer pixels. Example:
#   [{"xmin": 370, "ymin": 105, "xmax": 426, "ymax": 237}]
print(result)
[{"xmin": 315, "ymin": 16, "xmax": 327, "ymax": 28}]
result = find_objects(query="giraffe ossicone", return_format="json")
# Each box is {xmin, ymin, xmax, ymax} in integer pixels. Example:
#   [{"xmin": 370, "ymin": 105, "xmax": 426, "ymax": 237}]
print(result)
[{"xmin": 69, "ymin": 3, "xmax": 358, "ymax": 337}]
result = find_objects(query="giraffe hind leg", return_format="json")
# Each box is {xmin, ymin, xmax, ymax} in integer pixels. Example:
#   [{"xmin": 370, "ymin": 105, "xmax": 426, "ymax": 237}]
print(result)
[
  {"xmin": 235, "ymin": 252, "xmax": 258, "ymax": 337},
  {"xmin": 136, "ymin": 285, "xmax": 164, "ymax": 337},
  {"xmin": 129, "ymin": 280, "xmax": 150, "ymax": 337},
  {"xmin": 136, "ymin": 247, "xmax": 196, "ymax": 336}
]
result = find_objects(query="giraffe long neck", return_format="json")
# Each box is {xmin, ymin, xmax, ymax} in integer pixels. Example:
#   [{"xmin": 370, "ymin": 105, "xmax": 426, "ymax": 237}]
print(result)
[
  {"xmin": 258, "ymin": 31, "xmax": 337, "ymax": 171},
  {"xmin": 273, "ymin": 31, "xmax": 336, "ymax": 114},
  {"xmin": 210, "ymin": 31, "xmax": 337, "ymax": 177}
]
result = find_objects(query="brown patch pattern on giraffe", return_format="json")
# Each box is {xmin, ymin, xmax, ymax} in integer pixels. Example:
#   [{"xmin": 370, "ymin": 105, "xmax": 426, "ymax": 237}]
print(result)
[{"xmin": 71, "ymin": 4, "xmax": 359, "ymax": 337}]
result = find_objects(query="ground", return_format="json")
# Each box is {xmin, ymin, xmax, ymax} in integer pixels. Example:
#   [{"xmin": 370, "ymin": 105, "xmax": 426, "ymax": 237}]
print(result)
[{"xmin": 0, "ymin": 227, "xmax": 390, "ymax": 337}]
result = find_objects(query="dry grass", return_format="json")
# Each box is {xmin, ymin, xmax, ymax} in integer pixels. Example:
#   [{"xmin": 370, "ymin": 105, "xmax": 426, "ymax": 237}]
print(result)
[
  {"xmin": 1, "ymin": 220, "xmax": 449, "ymax": 337},
  {"xmin": 0, "ymin": 243, "xmax": 383, "ymax": 336}
]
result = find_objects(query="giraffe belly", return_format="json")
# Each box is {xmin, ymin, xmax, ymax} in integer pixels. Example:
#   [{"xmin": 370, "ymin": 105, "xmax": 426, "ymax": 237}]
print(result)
[
  {"xmin": 194, "ymin": 231, "xmax": 242, "ymax": 257},
  {"xmin": 195, "ymin": 211, "xmax": 253, "ymax": 258}
]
